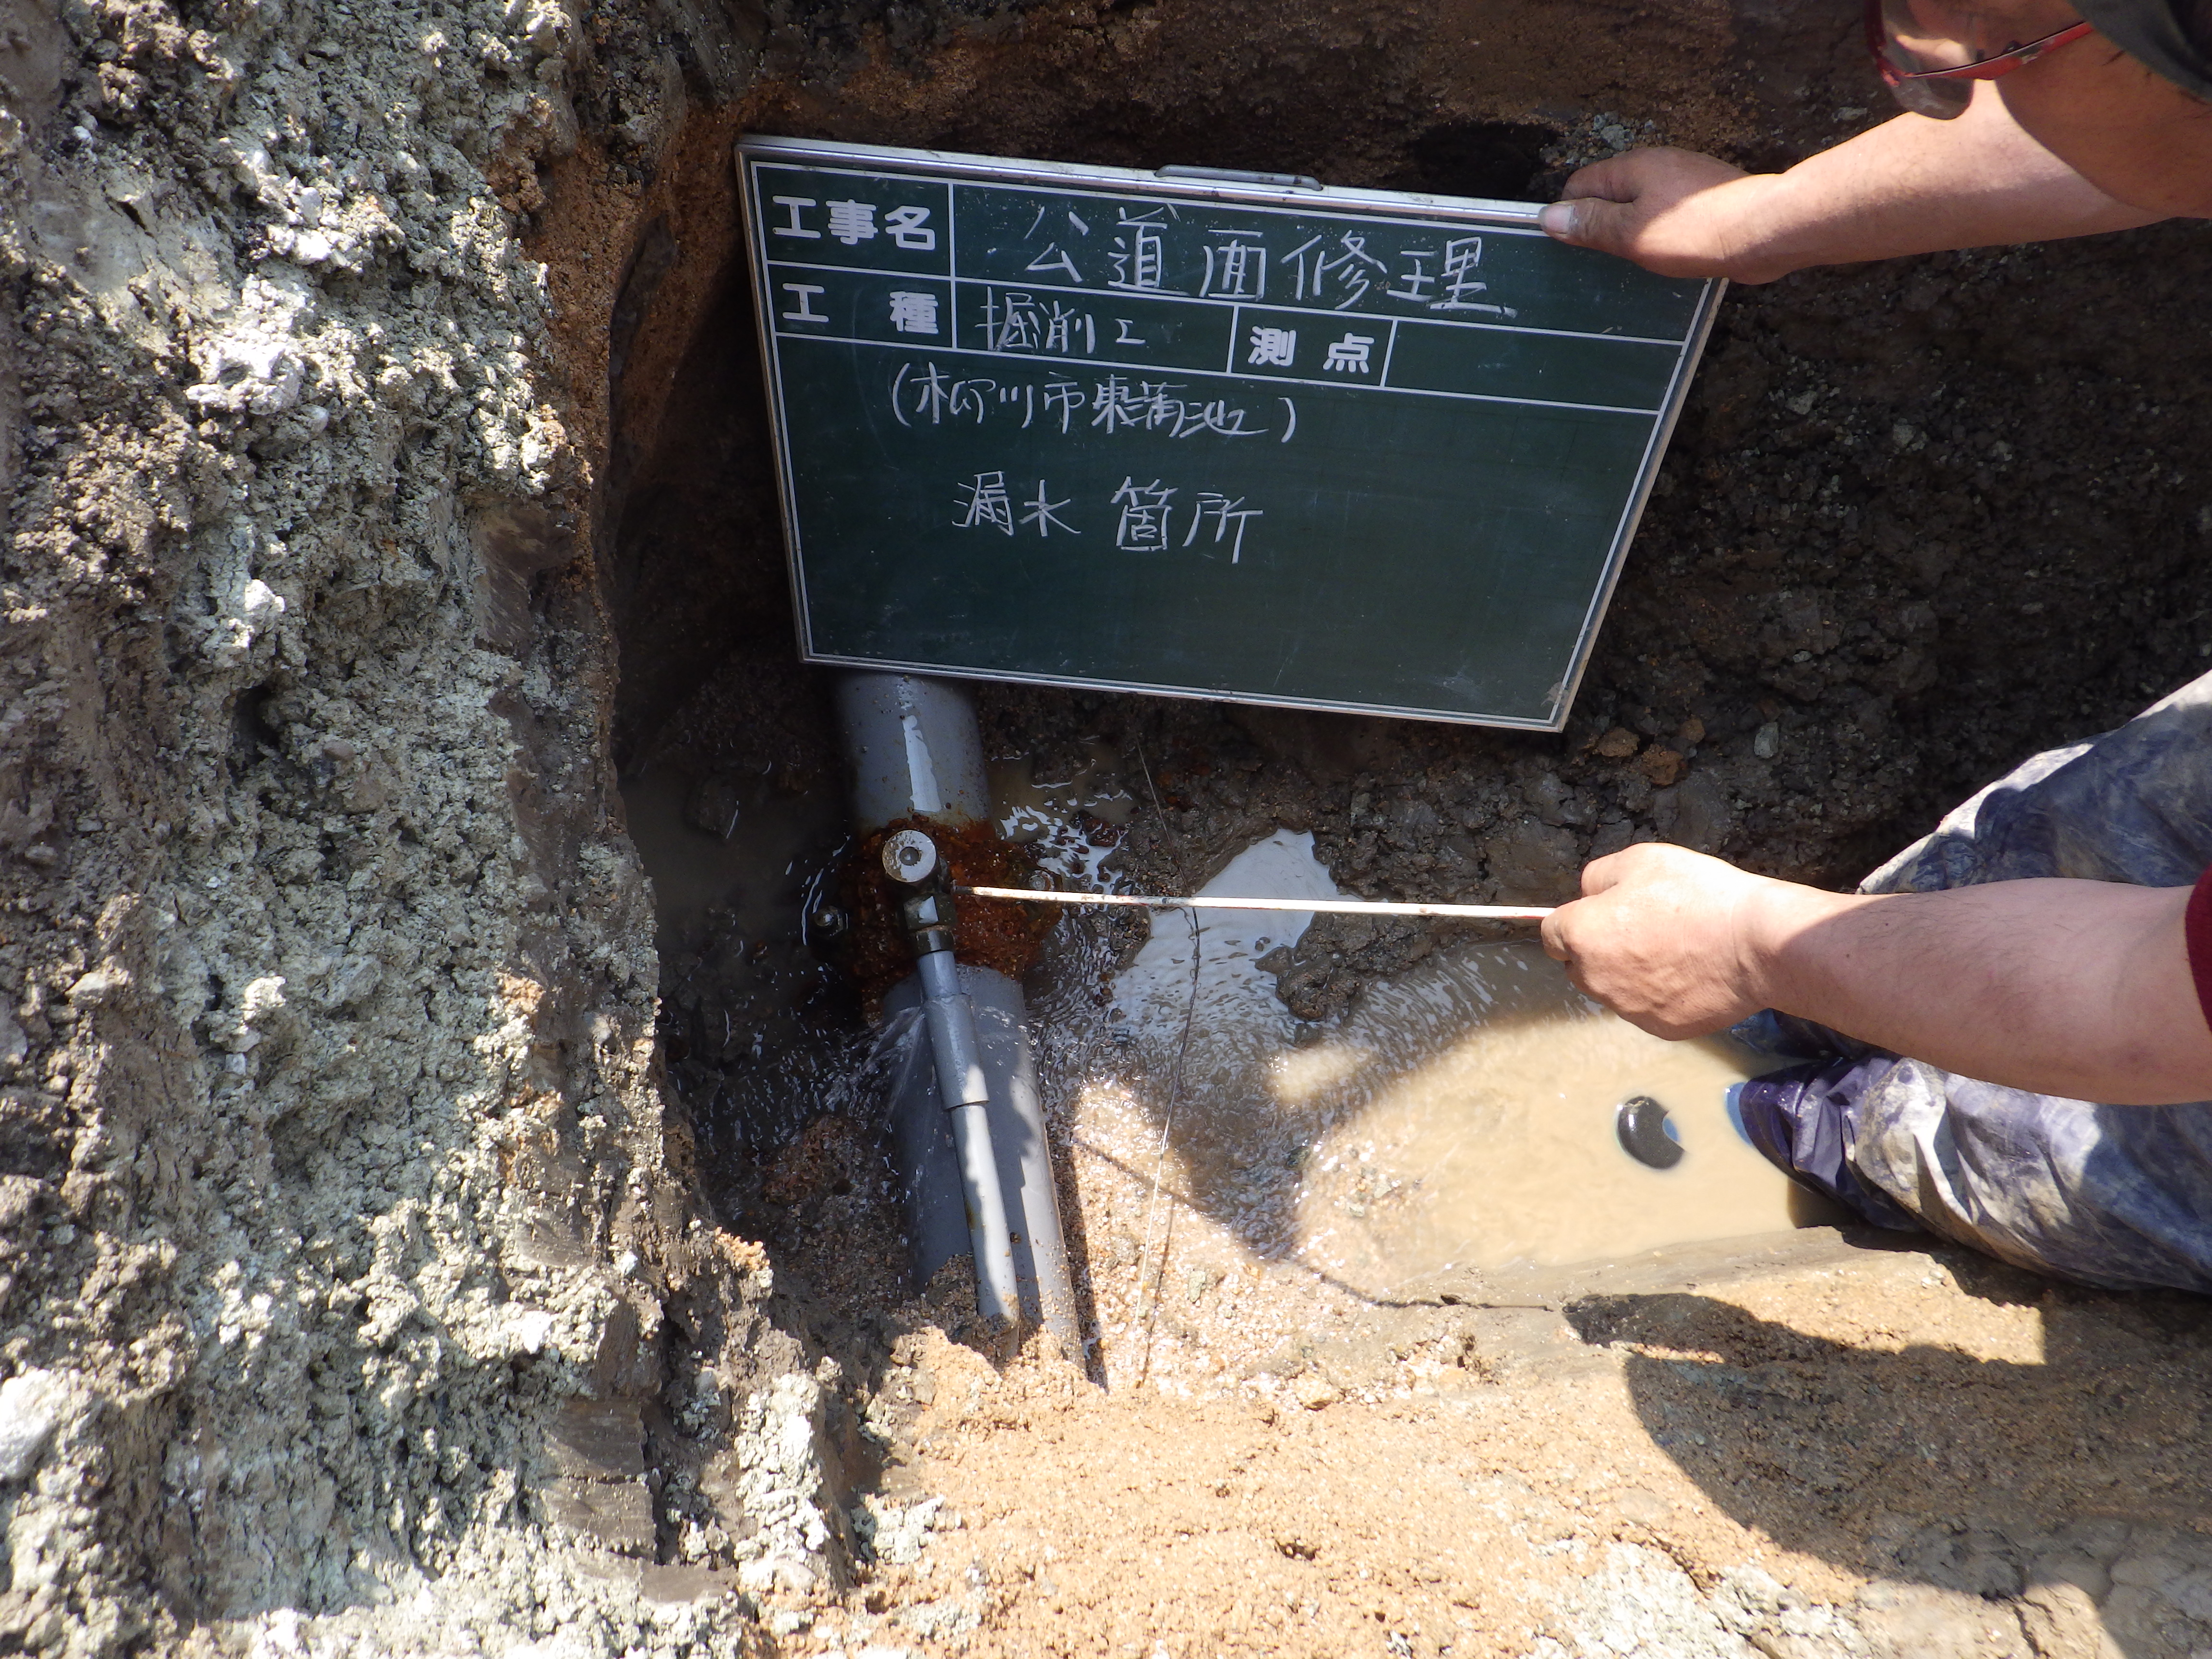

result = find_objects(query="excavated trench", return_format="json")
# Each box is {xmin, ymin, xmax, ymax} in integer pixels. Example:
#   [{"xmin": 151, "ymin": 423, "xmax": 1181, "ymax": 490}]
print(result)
[
  {"xmin": 15, "ymin": 0, "xmax": 2212, "ymax": 1649},
  {"xmin": 601, "ymin": 0, "xmax": 2212, "ymax": 1312},
  {"xmin": 572, "ymin": 3, "xmax": 2212, "ymax": 1646}
]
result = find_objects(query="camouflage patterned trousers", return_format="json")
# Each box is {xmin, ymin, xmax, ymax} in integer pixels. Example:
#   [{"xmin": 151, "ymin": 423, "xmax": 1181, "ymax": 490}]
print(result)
[{"xmin": 1735, "ymin": 672, "xmax": 2212, "ymax": 1290}]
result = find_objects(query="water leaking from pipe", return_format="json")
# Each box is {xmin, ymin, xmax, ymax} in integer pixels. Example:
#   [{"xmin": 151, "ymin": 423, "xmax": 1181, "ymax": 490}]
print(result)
[{"xmin": 835, "ymin": 672, "xmax": 1079, "ymax": 1347}]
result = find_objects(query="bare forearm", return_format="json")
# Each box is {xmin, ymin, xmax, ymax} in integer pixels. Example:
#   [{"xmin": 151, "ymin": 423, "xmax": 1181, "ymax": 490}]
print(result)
[
  {"xmin": 1546, "ymin": 90, "xmax": 2165, "ymax": 282},
  {"xmin": 1722, "ymin": 98, "xmax": 2164, "ymax": 279},
  {"xmin": 1748, "ymin": 879, "xmax": 2212, "ymax": 1103}
]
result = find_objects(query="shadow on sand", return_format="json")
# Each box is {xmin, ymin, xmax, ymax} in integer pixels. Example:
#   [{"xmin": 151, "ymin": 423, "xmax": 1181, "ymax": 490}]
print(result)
[{"xmin": 1568, "ymin": 1264, "xmax": 2212, "ymax": 1655}]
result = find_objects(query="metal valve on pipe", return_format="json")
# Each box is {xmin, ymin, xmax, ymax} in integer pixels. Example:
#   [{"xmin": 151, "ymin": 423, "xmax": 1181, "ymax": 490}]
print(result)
[{"xmin": 879, "ymin": 828, "xmax": 1022, "ymax": 1328}]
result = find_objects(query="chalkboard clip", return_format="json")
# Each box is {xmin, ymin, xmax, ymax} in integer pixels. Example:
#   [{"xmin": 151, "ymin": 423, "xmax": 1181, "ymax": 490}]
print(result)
[{"xmin": 1157, "ymin": 164, "xmax": 1324, "ymax": 191}]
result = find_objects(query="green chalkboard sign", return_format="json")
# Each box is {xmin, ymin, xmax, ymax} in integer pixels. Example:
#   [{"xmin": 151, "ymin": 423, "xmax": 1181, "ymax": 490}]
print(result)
[{"xmin": 737, "ymin": 136, "xmax": 1720, "ymax": 730}]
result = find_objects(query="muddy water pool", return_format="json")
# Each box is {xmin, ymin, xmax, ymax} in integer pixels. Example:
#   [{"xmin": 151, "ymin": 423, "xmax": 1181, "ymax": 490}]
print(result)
[
  {"xmin": 627, "ymin": 748, "xmax": 1820, "ymax": 1386},
  {"xmin": 623, "ymin": 764, "xmax": 865, "ymax": 1154},
  {"xmin": 1045, "ymin": 828, "xmax": 1820, "ymax": 1387},
  {"xmin": 1285, "ymin": 954, "xmax": 1797, "ymax": 1283}
]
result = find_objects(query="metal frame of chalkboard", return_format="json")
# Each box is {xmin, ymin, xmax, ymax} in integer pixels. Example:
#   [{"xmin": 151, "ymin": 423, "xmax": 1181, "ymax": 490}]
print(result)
[{"xmin": 737, "ymin": 134, "xmax": 1722, "ymax": 731}]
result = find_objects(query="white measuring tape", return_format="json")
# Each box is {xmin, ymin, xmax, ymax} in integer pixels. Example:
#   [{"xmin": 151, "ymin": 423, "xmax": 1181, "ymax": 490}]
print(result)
[{"xmin": 960, "ymin": 885, "xmax": 1554, "ymax": 921}]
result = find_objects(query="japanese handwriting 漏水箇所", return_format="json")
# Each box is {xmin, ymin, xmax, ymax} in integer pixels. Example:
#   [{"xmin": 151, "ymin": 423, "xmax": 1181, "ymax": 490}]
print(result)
[{"xmin": 950, "ymin": 472, "xmax": 1264, "ymax": 563}]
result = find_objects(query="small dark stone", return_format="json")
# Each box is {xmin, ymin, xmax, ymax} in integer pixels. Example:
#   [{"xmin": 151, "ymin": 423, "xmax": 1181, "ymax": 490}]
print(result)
[{"xmin": 1616, "ymin": 1095, "xmax": 1685, "ymax": 1170}]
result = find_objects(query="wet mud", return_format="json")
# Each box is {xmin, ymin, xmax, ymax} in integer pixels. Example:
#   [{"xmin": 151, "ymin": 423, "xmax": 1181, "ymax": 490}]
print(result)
[
  {"xmin": 599, "ymin": 1, "xmax": 2212, "ymax": 1652},
  {"xmin": 16, "ymin": 0, "xmax": 2212, "ymax": 1646}
]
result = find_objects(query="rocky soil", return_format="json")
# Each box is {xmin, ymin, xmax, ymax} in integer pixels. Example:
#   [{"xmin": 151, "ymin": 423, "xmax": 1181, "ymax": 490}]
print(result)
[
  {"xmin": 0, "ymin": 0, "xmax": 810, "ymax": 1651},
  {"xmin": 11, "ymin": 0, "xmax": 2212, "ymax": 1653}
]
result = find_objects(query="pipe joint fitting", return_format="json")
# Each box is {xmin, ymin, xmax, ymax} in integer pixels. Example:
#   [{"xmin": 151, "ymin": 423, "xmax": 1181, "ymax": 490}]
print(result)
[
  {"xmin": 902, "ymin": 890, "xmax": 955, "ymax": 930},
  {"xmin": 901, "ymin": 890, "xmax": 957, "ymax": 957}
]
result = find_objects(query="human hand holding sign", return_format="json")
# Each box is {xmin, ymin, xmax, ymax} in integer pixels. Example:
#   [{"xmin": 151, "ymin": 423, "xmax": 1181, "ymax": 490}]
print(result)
[{"xmin": 1537, "ymin": 150, "xmax": 1779, "ymax": 282}]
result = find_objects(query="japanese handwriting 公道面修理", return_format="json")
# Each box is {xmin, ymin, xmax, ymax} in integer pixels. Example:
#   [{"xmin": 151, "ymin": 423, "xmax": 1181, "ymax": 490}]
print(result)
[{"xmin": 768, "ymin": 180, "xmax": 1518, "ymax": 318}]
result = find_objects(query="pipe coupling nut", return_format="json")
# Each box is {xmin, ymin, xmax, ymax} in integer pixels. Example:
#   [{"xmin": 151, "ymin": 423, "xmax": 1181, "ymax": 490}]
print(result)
[{"xmin": 902, "ymin": 890, "xmax": 955, "ymax": 931}]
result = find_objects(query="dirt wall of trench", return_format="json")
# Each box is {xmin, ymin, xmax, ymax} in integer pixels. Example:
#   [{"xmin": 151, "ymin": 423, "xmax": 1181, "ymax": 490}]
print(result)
[
  {"xmin": 11, "ymin": 0, "xmax": 2212, "ymax": 1653},
  {"xmin": 0, "ymin": 0, "xmax": 820, "ymax": 1652}
]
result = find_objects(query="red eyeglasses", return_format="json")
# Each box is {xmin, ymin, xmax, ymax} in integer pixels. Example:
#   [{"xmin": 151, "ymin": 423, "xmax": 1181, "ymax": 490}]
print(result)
[{"xmin": 1866, "ymin": 0, "xmax": 2094, "ymax": 117}]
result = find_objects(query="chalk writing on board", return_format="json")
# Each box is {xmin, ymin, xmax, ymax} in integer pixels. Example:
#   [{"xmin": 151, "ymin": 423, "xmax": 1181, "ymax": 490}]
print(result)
[
  {"xmin": 894, "ymin": 362, "xmax": 995, "ymax": 425},
  {"xmin": 1109, "ymin": 209, "xmax": 1178, "ymax": 294},
  {"xmin": 741, "ymin": 136, "xmax": 1721, "ymax": 730},
  {"xmin": 954, "ymin": 471, "xmax": 1015, "ymax": 533},
  {"xmin": 1434, "ymin": 238, "xmax": 1504, "ymax": 314},
  {"xmin": 1111, "ymin": 477, "xmax": 1176, "ymax": 548},
  {"xmin": 1024, "ymin": 242, "xmax": 1083, "ymax": 281},
  {"xmin": 1286, "ymin": 232, "xmax": 1385, "ymax": 310},
  {"xmin": 1021, "ymin": 482, "xmax": 1079, "ymax": 537},
  {"xmin": 981, "ymin": 291, "xmax": 1096, "ymax": 355},
  {"xmin": 1187, "ymin": 492, "xmax": 1262, "ymax": 562},
  {"xmin": 1201, "ymin": 233, "xmax": 1269, "ymax": 301},
  {"xmin": 1385, "ymin": 250, "xmax": 1437, "ymax": 303},
  {"xmin": 944, "ymin": 471, "xmax": 1264, "ymax": 560},
  {"xmin": 972, "ymin": 290, "xmax": 1176, "ymax": 362},
  {"xmin": 890, "ymin": 360, "xmax": 1289, "ymax": 442},
  {"xmin": 1092, "ymin": 376, "xmax": 1268, "ymax": 438}
]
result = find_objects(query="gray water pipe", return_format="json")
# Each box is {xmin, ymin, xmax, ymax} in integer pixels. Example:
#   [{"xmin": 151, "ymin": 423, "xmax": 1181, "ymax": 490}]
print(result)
[
  {"xmin": 836, "ymin": 671, "xmax": 994, "ymax": 830},
  {"xmin": 834, "ymin": 672, "xmax": 1079, "ymax": 1345},
  {"xmin": 887, "ymin": 854, "xmax": 1022, "ymax": 1328}
]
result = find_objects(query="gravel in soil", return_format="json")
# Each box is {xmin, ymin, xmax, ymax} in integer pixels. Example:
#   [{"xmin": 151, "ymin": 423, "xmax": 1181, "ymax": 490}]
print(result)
[
  {"xmin": 736, "ymin": 1220, "xmax": 2212, "ymax": 1658},
  {"xmin": 59, "ymin": 0, "xmax": 2212, "ymax": 1647},
  {"xmin": 599, "ymin": 2, "xmax": 2212, "ymax": 1655}
]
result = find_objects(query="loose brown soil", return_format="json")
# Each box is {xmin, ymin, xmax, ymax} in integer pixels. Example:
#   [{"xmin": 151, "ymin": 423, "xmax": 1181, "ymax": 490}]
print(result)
[
  {"xmin": 613, "ymin": 4, "xmax": 2212, "ymax": 1656},
  {"xmin": 14, "ymin": 0, "xmax": 2212, "ymax": 1647}
]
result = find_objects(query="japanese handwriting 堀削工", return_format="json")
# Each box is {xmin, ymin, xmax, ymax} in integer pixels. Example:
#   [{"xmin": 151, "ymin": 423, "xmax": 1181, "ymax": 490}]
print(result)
[{"xmin": 981, "ymin": 291, "xmax": 1096, "ymax": 356}]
